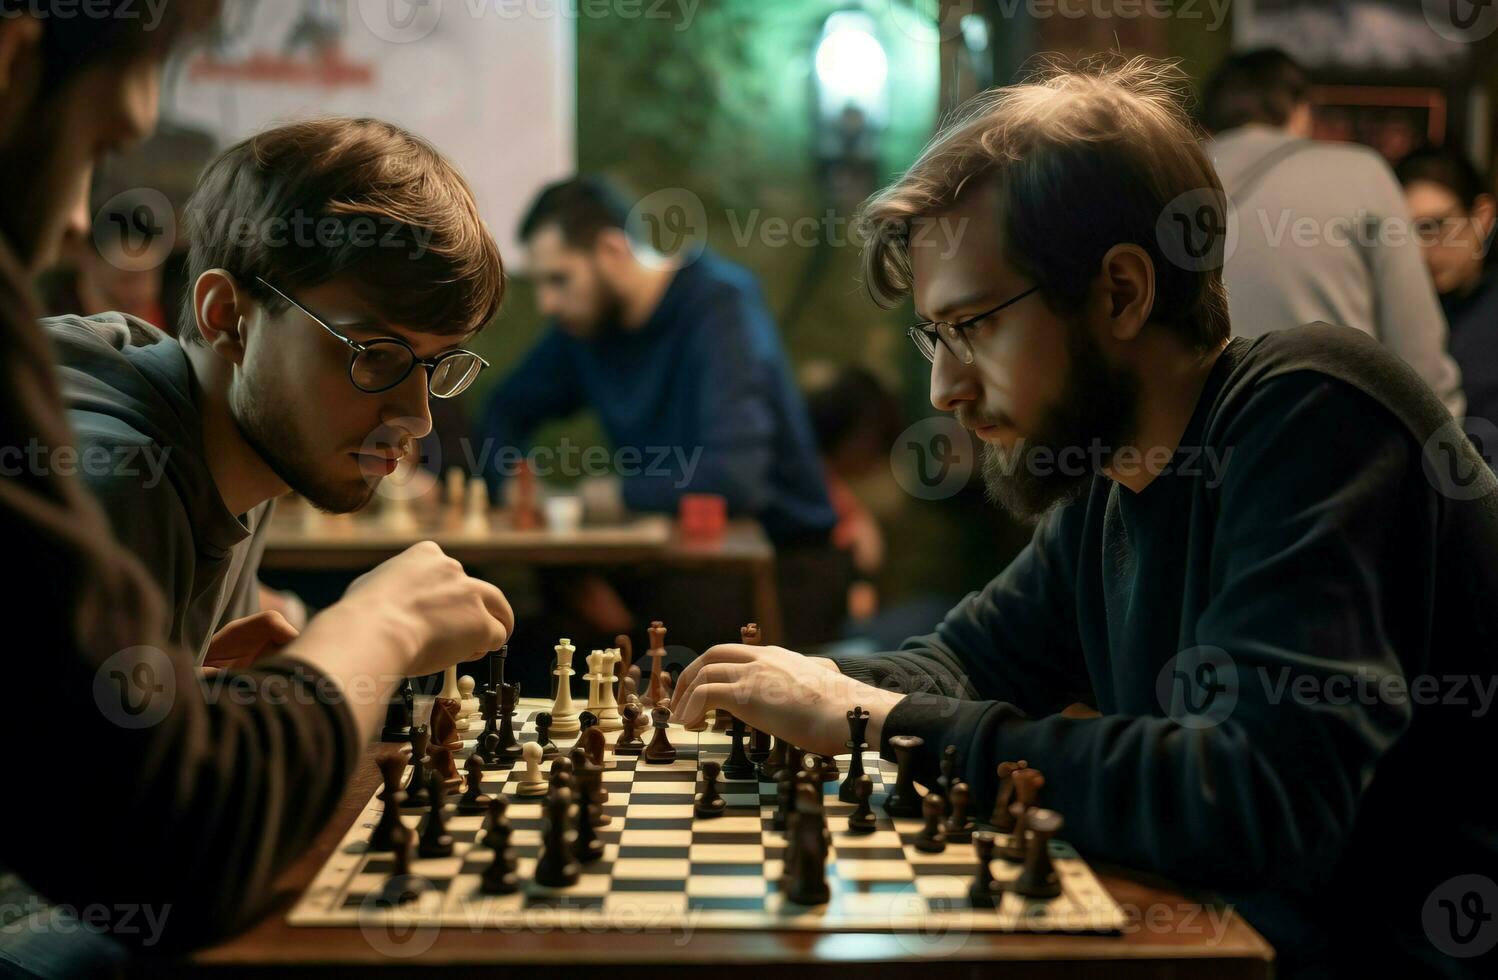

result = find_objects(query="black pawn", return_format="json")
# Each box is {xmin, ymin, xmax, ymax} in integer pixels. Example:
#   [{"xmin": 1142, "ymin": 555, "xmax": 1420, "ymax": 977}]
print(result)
[
  {"xmin": 944, "ymin": 781, "xmax": 975, "ymax": 842},
  {"xmin": 643, "ymin": 704, "xmax": 676, "ymax": 764},
  {"xmin": 695, "ymin": 760, "xmax": 727, "ymax": 817},
  {"xmin": 534, "ymin": 711, "xmax": 560, "ymax": 760},
  {"xmin": 969, "ymin": 832, "xmax": 1002, "ymax": 909},
  {"xmin": 571, "ymin": 772, "xmax": 604, "ymax": 864},
  {"xmin": 783, "ymin": 784, "xmax": 831, "ymax": 906},
  {"xmin": 480, "ymin": 795, "xmax": 511, "ymax": 851},
  {"xmin": 480, "ymin": 796, "xmax": 519, "ymax": 895},
  {"xmin": 1011, "ymin": 808, "xmax": 1063, "ymax": 899},
  {"xmin": 568, "ymin": 745, "xmax": 610, "ymax": 828},
  {"xmin": 846, "ymin": 773, "xmax": 876, "ymax": 834},
  {"xmin": 773, "ymin": 769, "xmax": 794, "ymax": 833},
  {"xmin": 497, "ymin": 681, "xmax": 523, "ymax": 761},
  {"xmin": 401, "ymin": 725, "xmax": 432, "ymax": 809},
  {"xmin": 476, "ymin": 688, "xmax": 500, "ymax": 761},
  {"xmin": 381, "ymin": 678, "xmax": 414, "ymax": 742},
  {"xmin": 839, "ymin": 707, "xmax": 870, "ymax": 803},
  {"xmin": 377, "ymin": 823, "xmax": 425, "ymax": 906},
  {"xmin": 760, "ymin": 735, "xmax": 788, "ymax": 782},
  {"xmin": 370, "ymin": 754, "xmax": 407, "ymax": 852},
  {"xmin": 913, "ymin": 791, "xmax": 947, "ymax": 853},
  {"xmin": 747, "ymin": 726, "xmax": 771, "ymax": 766},
  {"xmin": 417, "ymin": 772, "xmax": 454, "ymax": 858},
  {"xmin": 998, "ymin": 801, "xmax": 1032, "ymax": 863},
  {"xmin": 722, "ymin": 715, "xmax": 755, "ymax": 780},
  {"xmin": 883, "ymin": 734, "xmax": 925, "ymax": 817},
  {"xmin": 578, "ymin": 710, "xmax": 598, "ymax": 734},
  {"xmin": 456, "ymin": 753, "xmax": 491, "ymax": 814},
  {"xmin": 534, "ymin": 787, "xmax": 581, "ymax": 887},
  {"xmin": 815, "ymin": 753, "xmax": 839, "ymax": 784},
  {"xmin": 478, "ymin": 732, "xmax": 505, "ymax": 771},
  {"xmin": 935, "ymin": 744, "xmax": 958, "ymax": 801}
]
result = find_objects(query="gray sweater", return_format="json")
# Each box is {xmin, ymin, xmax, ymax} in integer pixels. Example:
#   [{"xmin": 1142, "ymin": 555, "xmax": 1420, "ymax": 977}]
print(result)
[
  {"xmin": 46, "ymin": 312, "xmax": 271, "ymax": 663},
  {"xmin": 1205, "ymin": 124, "xmax": 1465, "ymax": 417}
]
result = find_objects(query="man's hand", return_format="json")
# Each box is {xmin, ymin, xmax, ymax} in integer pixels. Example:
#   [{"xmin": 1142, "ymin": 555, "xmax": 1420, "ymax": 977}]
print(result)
[
  {"xmin": 203, "ymin": 610, "xmax": 299, "ymax": 673},
  {"xmin": 671, "ymin": 643, "xmax": 904, "ymax": 757}
]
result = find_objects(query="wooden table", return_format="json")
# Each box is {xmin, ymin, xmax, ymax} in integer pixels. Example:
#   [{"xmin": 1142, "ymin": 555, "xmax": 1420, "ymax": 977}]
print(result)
[
  {"xmin": 260, "ymin": 504, "xmax": 784, "ymax": 643},
  {"xmin": 156, "ymin": 758, "xmax": 1273, "ymax": 979}
]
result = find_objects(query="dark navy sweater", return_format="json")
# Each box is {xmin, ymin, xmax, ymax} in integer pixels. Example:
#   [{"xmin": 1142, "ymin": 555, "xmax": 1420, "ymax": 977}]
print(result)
[{"xmin": 477, "ymin": 251, "xmax": 835, "ymax": 544}]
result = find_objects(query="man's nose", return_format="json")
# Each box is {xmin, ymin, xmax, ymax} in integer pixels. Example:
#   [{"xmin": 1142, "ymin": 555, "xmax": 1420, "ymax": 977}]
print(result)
[{"xmin": 929, "ymin": 341, "xmax": 978, "ymax": 413}]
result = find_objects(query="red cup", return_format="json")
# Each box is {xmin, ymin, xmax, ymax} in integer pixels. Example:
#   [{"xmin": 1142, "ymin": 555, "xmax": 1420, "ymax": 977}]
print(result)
[{"xmin": 678, "ymin": 493, "xmax": 727, "ymax": 539}]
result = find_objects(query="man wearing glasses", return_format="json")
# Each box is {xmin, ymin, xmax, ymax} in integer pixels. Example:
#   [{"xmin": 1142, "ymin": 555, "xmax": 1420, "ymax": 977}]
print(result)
[
  {"xmin": 672, "ymin": 60, "xmax": 1498, "ymax": 975},
  {"xmin": 45, "ymin": 116, "xmax": 503, "ymax": 665}
]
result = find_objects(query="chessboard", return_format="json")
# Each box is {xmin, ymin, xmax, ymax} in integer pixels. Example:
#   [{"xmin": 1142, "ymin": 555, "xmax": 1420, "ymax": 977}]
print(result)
[{"xmin": 289, "ymin": 698, "xmax": 1126, "ymax": 935}]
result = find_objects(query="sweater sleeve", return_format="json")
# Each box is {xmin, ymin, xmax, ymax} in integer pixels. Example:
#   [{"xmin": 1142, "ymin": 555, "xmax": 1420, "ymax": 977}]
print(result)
[
  {"xmin": 829, "ymin": 504, "xmax": 1090, "ymax": 715},
  {"xmin": 620, "ymin": 284, "xmax": 775, "ymax": 514},
  {"xmin": 0, "ymin": 251, "xmax": 361, "ymax": 954},
  {"xmin": 879, "ymin": 373, "xmax": 1419, "ymax": 893}
]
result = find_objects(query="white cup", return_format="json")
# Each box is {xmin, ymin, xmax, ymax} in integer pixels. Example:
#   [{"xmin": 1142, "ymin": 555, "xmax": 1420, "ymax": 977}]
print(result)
[{"xmin": 544, "ymin": 495, "xmax": 584, "ymax": 533}]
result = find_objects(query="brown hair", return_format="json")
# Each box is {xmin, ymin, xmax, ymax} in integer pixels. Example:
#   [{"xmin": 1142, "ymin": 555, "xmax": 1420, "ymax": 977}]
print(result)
[
  {"xmin": 860, "ymin": 54, "xmax": 1230, "ymax": 353},
  {"xmin": 179, "ymin": 116, "xmax": 504, "ymax": 343}
]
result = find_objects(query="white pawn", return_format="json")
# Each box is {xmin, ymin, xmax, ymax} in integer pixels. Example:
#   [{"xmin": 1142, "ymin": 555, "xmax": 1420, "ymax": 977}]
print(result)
[
  {"xmin": 515, "ymin": 742, "xmax": 547, "ymax": 796},
  {"xmin": 463, "ymin": 476, "xmax": 490, "ymax": 533},
  {"xmin": 549, "ymin": 638, "xmax": 581, "ymax": 736},
  {"xmin": 456, "ymin": 674, "xmax": 479, "ymax": 731},
  {"xmin": 445, "ymin": 466, "xmax": 466, "ymax": 509}
]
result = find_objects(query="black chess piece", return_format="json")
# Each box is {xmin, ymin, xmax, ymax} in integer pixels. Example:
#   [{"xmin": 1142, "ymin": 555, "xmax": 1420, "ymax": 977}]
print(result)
[
  {"xmin": 747, "ymin": 725, "xmax": 771, "ymax": 767},
  {"xmin": 722, "ymin": 715, "xmax": 755, "ymax": 780},
  {"xmin": 990, "ymin": 760, "xmax": 1029, "ymax": 831},
  {"xmin": 642, "ymin": 704, "xmax": 676, "ymax": 764},
  {"xmin": 997, "ymin": 769, "xmax": 1045, "ymax": 861},
  {"xmin": 1011, "ymin": 808, "xmax": 1063, "ymax": 899},
  {"xmin": 489, "ymin": 644, "xmax": 507, "ymax": 693},
  {"xmin": 614, "ymin": 703, "xmax": 644, "ymax": 755},
  {"xmin": 883, "ymin": 734, "xmax": 925, "ymax": 817},
  {"xmin": 944, "ymin": 781, "xmax": 975, "ymax": 842},
  {"xmin": 381, "ymin": 678, "xmax": 414, "ymax": 742},
  {"xmin": 377, "ymin": 823, "xmax": 425, "ymax": 906},
  {"xmin": 533, "ymin": 786, "xmax": 581, "ymax": 887},
  {"xmin": 761, "ymin": 734, "xmax": 788, "ymax": 782},
  {"xmin": 815, "ymin": 752, "xmax": 839, "ymax": 784},
  {"xmin": 578, "ymin": 710, "xmax": 598, "ymax": 734},
  {"xmin": 782, "ymin": 784, "xmax": 831, "ymax": 906},
  {"xmin": 369, "ymin": 754, "xmax": 406, "ymax": 851},
  {"xmin": 401, "ymin": 725, "xmax": 432, "ymax": 809},
  {"xmin": 969, "ymin": 832, "xmax": 1002, "ymax": 909},
  {"xmin": 496, "ymin": 681, "xmax": 523, "ymax": 761},
  {"xmin": 773, "ymin": 768, "xmax": 794, "ymax": 833},
  {"xmin": 846, "ymin": 773, "xmax": 876, "ymax": 834},
  {"xmin": 569, "ymin": 761, "xmax": 605, "ymax": 864},
  {"xmin": 480, "ymin": 801, "xmax": 519, "ymax": 896},
  {"xmin": 476, "ymin": 687, "xmax": 500, "ymax": 761},
  {"xmin": 695, "ymin": 760, "xmax": 727, "ymax": 817},
  {"xmin": 839, "ymin": 707, "xmax": 870, "ymax": 803},
  {"xmin": 481, "ymin": 794, "xmax": 511, "ymax": 851},
  {"xmin": 478, "ymin": 732, "xmax": 505, "ymax": 771},
  {"xmin": 456, "ymin": 752, "xmax": 491, "ymax": 814},
  {"xmin": 936, "ymin": 744, "xmax": 959, "ymax": 801},
  {"xmin": 417, "ymin": 772, "xmax": 454, "ymax": 858},
  {"xmin": 914, "ymin": 791, "xmax": 947, "ymax": 853},
  {"xmin": 568, "ymin": 746, "xmax": 610, "ymax": 828},
  {"xmin": 534, "ymin": 711, "xmax": 560, "ymax": 760}
]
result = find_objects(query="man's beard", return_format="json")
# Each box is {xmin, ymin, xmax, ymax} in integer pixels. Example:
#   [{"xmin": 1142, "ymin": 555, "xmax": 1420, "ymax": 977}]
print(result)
[
  {"xmin": 230, "ymin": 382, "xmax": 377, "ymax": 515},
  {"xmin": 980, "ymin": 318, "xmax": 1139, "ymax": 522}
]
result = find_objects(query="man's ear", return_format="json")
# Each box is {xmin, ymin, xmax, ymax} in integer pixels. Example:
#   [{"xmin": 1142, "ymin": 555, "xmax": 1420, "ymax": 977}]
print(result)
[
  {"xmin": 1472, "ymin": 194, "xmax": 1497, "ymax": 242},
  {"xmin": 593, "ymin": 226, "xmax": 634, "ymax": 268},
  {"xmin": 1092, "ymin": 244, "xmax": 1156, "ymax": 342},
  {"xmin": 0, "ymin": 15, "xmax": 42, "ymax": 100},
  {"xmin": 193, "ymin": 270, "xmax": 250, "ymax": 365}
]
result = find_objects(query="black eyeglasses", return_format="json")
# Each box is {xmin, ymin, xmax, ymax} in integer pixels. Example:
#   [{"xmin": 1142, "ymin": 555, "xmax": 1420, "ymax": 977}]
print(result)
[
  {"xmin": 909, "ymin": 284, "xmax": 1040, "ymax": 365},
  {"xmin": 256, "ymin": 277, "xmax": 489, "ymax": 398}
]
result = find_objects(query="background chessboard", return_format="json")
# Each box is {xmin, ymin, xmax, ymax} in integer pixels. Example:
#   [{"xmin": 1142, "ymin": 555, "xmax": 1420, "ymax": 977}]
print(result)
[{"xmin": 289, "ymin": 698, "xmax": 1126, "ymax": 934}]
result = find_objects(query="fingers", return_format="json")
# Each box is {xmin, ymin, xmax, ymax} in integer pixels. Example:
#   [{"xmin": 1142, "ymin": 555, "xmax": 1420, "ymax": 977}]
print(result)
[
  {"xmin": 472, "ymin": 578, "xmax": 515, "ymax": 643},
  {"xmin": 675, "ymin": 680, "xmax": 739, "ymax": 730},
  {"xmin": 674, "ymin": 643, "xmax": 760, "ymax": 696},
  {"xmin": 256, "ymin": 609, "xmax": 299, "ymax": 643},
  {"xmin": 674, "ymin": 661, "xmax": 741, "ymax": 720}
]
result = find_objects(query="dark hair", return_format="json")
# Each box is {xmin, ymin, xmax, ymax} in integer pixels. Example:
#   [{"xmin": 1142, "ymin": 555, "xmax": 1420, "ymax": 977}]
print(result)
[
  {"xmin": 861, "ymin": 55, "xmax": 1231, "ymax": 354},
  {"xmin": 1395, "ymin": 145, "xmax": 1492, "ymax": 211},
  {"xmin": 179, "ymin": 116, "xmax": 505, "ymax": 344},
  {"xmin": 1200, "ymin": 48, "xmax": 1309, "ymax": 134},
  {"xmin": 806, "ymin": 367, "xmax": 902, "ymax": 456},
  {"xmin": 518, "ymin": 175, "xmax": 632, "ymax": 248},
  {"xmin": 0, "ymin": 0, "xmax": 221, "ymax": 92}
]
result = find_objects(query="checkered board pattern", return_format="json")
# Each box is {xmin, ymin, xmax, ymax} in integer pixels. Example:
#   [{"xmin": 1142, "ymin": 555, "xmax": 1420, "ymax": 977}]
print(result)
[{"xmin": 289, "ymin": 699, "xmax": 1125, "ymax": 933}]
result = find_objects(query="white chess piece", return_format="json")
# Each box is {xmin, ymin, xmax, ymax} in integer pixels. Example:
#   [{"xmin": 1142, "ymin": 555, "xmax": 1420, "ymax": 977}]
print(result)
[
  {"xmin": 463, "ymin": 475, "xmax": 490, "ymax": 533},
  {"xmin": 445, "ymin": 467, "xmax": 466, "ymax": 509},
  {"xmin": 515, "ymin": 742, "xmax": 547, "ymax": 796},
  {"xmin": 597, "ymin": 647, "xmax": 623, "ymax": 732},
  {"xmin": 456, "ymin": 674, "xmax": 479, "ymax": 732},
  {"xmin": 549, "ymin": 638, "xmax": 581, "ymax": 735},
  {"xmin": 584, "ymin": 650, "xmax": 606, "ymax": 711}
]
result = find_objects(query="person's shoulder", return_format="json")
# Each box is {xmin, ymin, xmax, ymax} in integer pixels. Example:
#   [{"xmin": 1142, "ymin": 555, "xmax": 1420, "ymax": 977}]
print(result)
[
  {"xmin": 44, "ymin": 310, "xmax": 172, "ymax": 356},
  {"xmin": 682, "ymin": 250, "xmax": 766, "ymax": 307}
]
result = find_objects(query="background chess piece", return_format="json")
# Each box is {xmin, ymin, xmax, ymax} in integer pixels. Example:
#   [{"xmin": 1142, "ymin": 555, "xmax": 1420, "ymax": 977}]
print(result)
[{"xmin": 549, "ymin": 638, "xmax": 581, "ymax": 735}]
